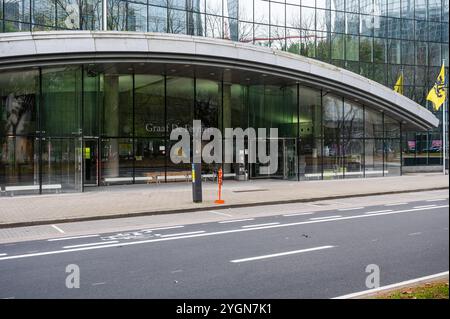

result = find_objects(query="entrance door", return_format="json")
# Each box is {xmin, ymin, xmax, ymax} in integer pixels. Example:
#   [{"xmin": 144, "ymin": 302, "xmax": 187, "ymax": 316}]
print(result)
[{"xmin": 83, "ymin": 139, "xmax": 99, "ymax": 186}]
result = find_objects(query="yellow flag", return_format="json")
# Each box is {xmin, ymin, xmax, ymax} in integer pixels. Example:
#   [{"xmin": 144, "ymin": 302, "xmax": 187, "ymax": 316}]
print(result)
[
  {"xmin": 427, "ymin": 64, "xmax": 447, "ymax": 111},
  {"xmin": 394, "ymin": 74, "xmax": 404, "ymax": 95}
]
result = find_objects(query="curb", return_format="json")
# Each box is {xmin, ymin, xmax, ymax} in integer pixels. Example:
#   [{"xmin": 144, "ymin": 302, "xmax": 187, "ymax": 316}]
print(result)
[
  {"xmin": 333, "ymin": 271, "xmax": 449, "ymax": 299},
  {"xmin": 0, "ymin": 186, "xmax": 448, "ymax": 229}
]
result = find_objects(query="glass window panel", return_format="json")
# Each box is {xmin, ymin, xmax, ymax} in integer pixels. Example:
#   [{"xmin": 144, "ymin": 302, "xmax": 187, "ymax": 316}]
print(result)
[
  {"xmin": 415, "ymin": 0, "xmax": 427, "ymax": 20},
  {"xmin": 360, "ymin": 36, "xmax": 373, "ymax": 62},
  {"xmin": 168, "ymin": 8, "xmax": 187, "ymax": 34},
  {"xmin": 344, "ymin": 139, "xmax": 364, "ymax": 179},
  {"xmin": 254, "ymin": 0, "xmax": 269, "ymax": 24},
  {"xmin": 56, "ymin": 0, "xmax": 81, "ymax": 30},
  {"xmin": 360, "ymin": 14, "xmax": 373, "ymax": 36},
  {"xmin": 166, "ymin": 76, "xmax": 194, "ymax": 133},
  {"xmin": 101, "ymin": 137, "xmax": 134, "ymax": 184},
  {"xmin": 149, "ymin": 5, "xmax": 167, "ymax": 32},
  {"xmin": 134, "ymin": 138, "xmax": 166, "ymax": 183},
  {"xmin": 32, "ymin": 0, "xmax": 55, "ymax": 30},
  {"xmin": 0, "ymin": 136, "xmax": 40, "ymax": 192},
  {"xmin": 254, "ymin": 23, "xmax": 270, "ymax": 47},
  {"xmin": 344, "ymin": 101, "xmax": 364, "ymax": 139},
  {"xmin": 346, "ymin": 35, "xmax": 359, "ymax": 61},
  {"xmin": 331, "ymin": 33, "xmax": 344, "ymax": 60},
  {"xmin": 0, "ymin": 69, "xmax": 38, "ymax": 136},
  {"xmin": 41, "ymin": 138, "xmax": 82, "ymax": 193},
  {"xmin": 4, "ymin": 0, "xmax": 31, "ymax": 31},
  {"xmin": 323, "ymin": 93, "xmax": 343, "ymax": 179},
  {"xmin": 286, "ymin": 4, "xmax": 301, "ymax": 28},
  {"xmin": 385, "ymin": 114, "xmax": 400, "ymax": 138},
  {"xmin": 238, "ymin": 0, "xmax": 253, "ymax": 22},
  {"xmin": 401, "ymin": 0, "xmax": 414, "ymax": 19},
  {"xmin": 316, "ymin": 31, "xmax": 330, "ymax": 61},
  {"xmin": 270, "ymin": 1, "xmax": 285, "ymax": 26},
  {"xmin": 205, "ymin": 13, "xmax": 222, "ymax": 38},
  {"xmin": 365, "ymin": 108, "xmax": 383, "ymax": 138},
  {"xmin": 365, "ymin": 139, "xmax": 384, "ymax": 177},
  {"xmin": 127, "ymin": 2, "xmax": 148, "ymax": 32},
  {"xmin": 107, "ymin": 0, "xmax": 126, "ymax": 30},
  {"xmin": 286, "ymin": 28, "xmax": 300, "ymax": 54},
  {"xmin": 41, "ymin": 66, "xmax": 82, "ymax": 137},
  {"xmin": 301, "ymin": 6, "xmax": 315, "ymax": 30},
  {"xmin": 135, "ymin": 75, "xmax": 165, "ymax": 138},
  {"xmin": 331, "ymin": 10, "xmax": 345, "ymax": 33},
  {"xmin": 102, "ymin": 74, "xmax": 133, "ymax": 137},
  {"xmin": 373, "ymin": 37, "xmax": 386, "ymax": 63},
  {"xmin": 385, "ymin": 139, "xmax": 401, "ymax": 176},
  {"xmin": 300, "ymin": 29, "xmax": 316, "ymax": 57},
  {"xmin": 401, "ymin": 40, "xmax": 415, "ymax": 65},
  {"xmin": 81, "ymin": 0, "xmax": 103, "ymax": 30},
  {"xmin": 346, "ymin": 13, "xmax": 359, "ymax": 35}
]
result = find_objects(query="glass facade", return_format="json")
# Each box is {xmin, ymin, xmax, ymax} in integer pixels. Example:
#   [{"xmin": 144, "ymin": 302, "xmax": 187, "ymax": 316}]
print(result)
[
  {"xmin": 0, "ymin": 0, "xmax": 447, "ymax": 167},
  {"xmin": 1, "ymin": 63, "xmax": 403, "ymax": 194}
]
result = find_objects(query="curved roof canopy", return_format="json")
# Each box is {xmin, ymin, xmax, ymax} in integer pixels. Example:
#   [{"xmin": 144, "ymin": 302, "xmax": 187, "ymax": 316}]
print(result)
[{"xmin": 0, "ymin": 31, "xmax": 439, "ymax": 130}]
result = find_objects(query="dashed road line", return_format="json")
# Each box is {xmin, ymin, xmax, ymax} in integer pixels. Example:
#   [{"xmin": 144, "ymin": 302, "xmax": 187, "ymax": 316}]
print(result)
[
  {"xmin": 385, "ymin": 203, "xmax": 408, "ymax": 207},
  {"xmin": 426, "ymin": 199, "xmax": 448, "ymax": 202},
  {"xmin": 413, "ymin": 205, "xmax": 438, "ymax": 209},
  {"xmin": 63, "ymin": 241, "xmax": 119, "ymax": 249},
  {"xmin": 365, "ymin": 210, "xmax": 393, "ymax": 215},
  {"xmin": 48, "ymin": 234, "xmax": 100, "ymax": 242},
  {"xmin": 160, "ymin": 231, "xmax": 205, "ymax": 238},
  {"xmin": 219, "ymin": 218, "xmax": 255, "ymax": 224},
  {"xmin": 338, "ymin": 207, "xmax": 365, "ymax": 211},
  {"xmin": 230, "ymin": 246, "xmax": 335, "ymax": 263},
  {"xmin": 242, "ymin": 222, "xmax": 280, "ymax": 228},
  {"xmin": 408, "ymin": 232, "xmax": 423, "ymax": 236},
  {"xmin": 283, "ymin": 212, "xmax": 314, "ymax": 217},
  {"xmin": 0, "ymin": 253, "xmax": 7, "ymax": 257},
  {"xmin": 140, "ymin": 226, "xmax": 184, "ymax": 232},
  {"xmin": 310, "ymin": 215, "xmax": 342, "ymax": 221}
]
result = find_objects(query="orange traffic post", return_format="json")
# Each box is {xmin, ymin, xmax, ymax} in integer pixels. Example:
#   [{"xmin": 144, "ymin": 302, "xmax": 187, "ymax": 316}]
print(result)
[{"xmin": 214, "ymin": 167, "xmax": 225, "ymax": 205}]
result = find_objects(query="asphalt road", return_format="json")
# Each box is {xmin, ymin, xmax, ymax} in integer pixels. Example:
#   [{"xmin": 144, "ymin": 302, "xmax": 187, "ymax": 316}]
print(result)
[{"xmin": 0, "ymin": 196, "xmax": 448, "ymax": 299}]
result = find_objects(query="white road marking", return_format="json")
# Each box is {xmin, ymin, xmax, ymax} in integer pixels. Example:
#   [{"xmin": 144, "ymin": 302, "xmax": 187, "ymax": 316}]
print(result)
[
  {"xmin": 219, "ymin": 218, "xmax": 255, "ymax": 224},
  {"xmin": 160, "ymin": 231, "xmax": 205, "ymax": 238},
  {"xmin": 426, "ymin": 199, "xmax": 448, "ymax": 202},
  {"xmin": 0, "ymin": 253, "xmax": 7, "ymax": 257},
  {"xmin": 385, "ymin": 203, "xmax": 407, "ymax": 207},
  {"xmin": 408, "ymin": 232, "xmax": 422, "ymax": 236},
  {"xmin": 0, "ymin": 205, "xmax": 447, "ymax": 262},
  {"xmin": 92, "ymin": 282, "xmax": 106, "ymax": 286},
  {"xmin": 283, "ymin": 212, "xmax": 314, "ymax": 217},
  {"xmin": 365, "ymin": 210, "xmax": 393, "ymax": 215},
  {"xmin": 48, "ymin": 234, "xmax": 100, "ymax": 242},
  {"xmin": 310, "ymin": 215, "xmax": 342, "ymax": 221},
  {"xmin": 230, "ymin": 246, "xmax": 335, "ymax": 263},
  {"xmin": 209, "ymin": 210, "xmax": 233, "ymax": 217},
  {"xmin": 413, "ymin": 205, "xmax": 437, "ymax": 209},
  {"xmin": 338, "ymin": 207, "xmax": 365, "ymax": 211},
  {"xmin": 51, "ymin": 225, "xmax": 65, "ymax": 234},
  {"xmin": 242, "ymin": 222, "xmax": 280, "ymax": 228},
  {"xmin": 333, "ymin": 271, "xmax": 449, "ymax": 299},
  {"xmin": 140, "ymin": 226, "xmax": 184, "ymax": 232},
  {"xmin": 62, "ymin": 241, "xmax": 119, "ymax": 249}
]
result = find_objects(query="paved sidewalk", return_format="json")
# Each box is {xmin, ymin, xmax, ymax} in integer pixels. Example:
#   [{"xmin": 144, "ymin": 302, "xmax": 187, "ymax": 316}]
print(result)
[{"xmin": 0, "ymin": 173, "xmax": 448, "ymax": 228}]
